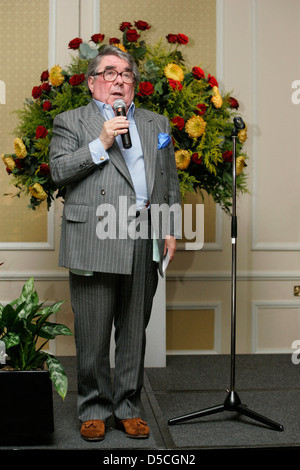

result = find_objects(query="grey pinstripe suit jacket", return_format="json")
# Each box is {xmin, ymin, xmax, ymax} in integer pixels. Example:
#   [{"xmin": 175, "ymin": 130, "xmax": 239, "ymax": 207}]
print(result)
[{"xmin": 49, "ymin": 100, "xmax": 181, "ymax": 275}]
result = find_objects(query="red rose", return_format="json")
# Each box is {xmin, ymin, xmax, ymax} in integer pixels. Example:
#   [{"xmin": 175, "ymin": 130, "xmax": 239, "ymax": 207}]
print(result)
[
  {"xmin": 137, "ymin": 82, "xmax": 154, "ymax": 96},
  {"xmin": 229, "ymin": 97, "xmax": 239, "ymax": 109},
  {"xmin": 166, "ymin": 34, "xmax": 178, "ymax": 44},
  {"xmin": 35, "ymin": 125, "xmax": 48, "ymax": 139},
  {"xmin": 192, "ymin": 66, "xmax": 205, "ymax": 80},
  {"xmin": 177, "ymin": 33, "xmax": 189, "ymax": 44},
  {"xmin": 208, "ymin": 74, "xmax": 218, "ymax": 87},
  {"xmin": 90, "ymin": 34, "xmax": 105, "ymax": 44},
  {"xmin": 168, "ymin": 79, "xmax": 183, "ymax": 91},
  {"xmin": 6, "ymin": 168, "xmax": 12, "ymax": 174},
  {"xmin": 41, "ymin": 82, "xmax": 51, "ymax": 93},
  {"xmin": 42, "ymin": 100, "xmax": 52, "ymax": 111},
  {"xmin": 39, "ymin": 163, "xmax": 50, "ymax": 175},
  {"xmin": 134, "ymin": 20, "xmax": 150, "ymax": 31},
  {"xmin": 15, "ymin": 159, "xmax": 24, "ymax": 169},
  {"xmin": 222, "ymin": 151, "xmax": 233, "ymax": 162},
  {"xmin": 195, "ymin": 103, "xmax": 206, "ymax": 115},
  {"xmin": 32, "ymin": 86, "xmax": 42, "ymax": 99},
  {"xmin": 109, "ymin": 37, "xmax": 120, "ymax": 45},
  {"xmin": 191, "ymin": 153, "xmax": 202, "ymax": 164},
  {"xmin": 171, "ymin": 116, "xmax": 185, "ymax": 130},
  {"xmin": 126, "ymin": 28, "xmax": 140, "ymax": 42},
  {"xmin": 68, "ymin": 37, "xmax": 82, "ymax": 49},
  {"xmin": 69, "ymin": 73, "xmax": 85, "ymax": 86},
  {"xmin": 120, "ymin": 22, "xmax": 132, "ymax": 32},
  {"xmin": 40, "ymin": 70, "xmax": 49, "ymax": 82}
]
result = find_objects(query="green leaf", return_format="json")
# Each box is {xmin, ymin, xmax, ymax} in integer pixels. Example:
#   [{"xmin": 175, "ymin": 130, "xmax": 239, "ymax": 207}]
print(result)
[
  {"xmin": 4, "ymin": 332, "xmax": 20, "ymax": 349},
  {"xmin": 2, "ymin": 304, "xmax": 18, "ymax": 326},
  {"xmin": 79, "ymin": 43, "xmax": 98, "ymax": 60},
  {"xmin": 46, "ymin": 355, "xmax": 68, "ymax": 399},
  {"xmin": 37, "ymin": 301, "xmax": 65, "ymax": 326},
  {"xmin": 132, "ymin": 46, "xmax": 147, "ymax": 59},
  {"xmin": 39, "ymin": 322, "xmax": 72, "ymax": 340}
]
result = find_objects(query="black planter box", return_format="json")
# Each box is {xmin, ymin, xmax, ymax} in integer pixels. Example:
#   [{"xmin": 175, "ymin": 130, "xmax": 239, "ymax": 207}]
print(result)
[{"xmin": 0, "ymin": 369, "xmax": 54, "ymax": 435}]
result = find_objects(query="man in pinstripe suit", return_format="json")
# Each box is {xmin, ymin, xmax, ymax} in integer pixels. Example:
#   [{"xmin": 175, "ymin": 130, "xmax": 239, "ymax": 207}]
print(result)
[{"xmin": 50, "ymin": 46, "xmax": 181, "ymax": 441}]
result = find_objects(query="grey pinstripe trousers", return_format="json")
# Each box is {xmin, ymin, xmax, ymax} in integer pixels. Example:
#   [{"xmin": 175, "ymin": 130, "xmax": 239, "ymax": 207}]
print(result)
[{"xmin": 69, "ymin": 228, "xmax": 158, "ymax": 423}]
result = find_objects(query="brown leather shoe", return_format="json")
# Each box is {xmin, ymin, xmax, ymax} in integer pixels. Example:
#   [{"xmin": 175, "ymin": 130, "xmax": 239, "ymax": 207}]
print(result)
[
  {"xmin": 116, "ymin": 417, "xmax": 150, "ymax": 439},
  {"xmin": 80, "ymin": 419, "xmax": 105, "ymax": 441}
]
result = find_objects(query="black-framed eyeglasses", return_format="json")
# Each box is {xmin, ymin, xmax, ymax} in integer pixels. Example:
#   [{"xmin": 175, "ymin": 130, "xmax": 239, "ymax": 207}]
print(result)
[{"xmin": 93, "ymin": 69, "xmax": 135, "ymax": 84}]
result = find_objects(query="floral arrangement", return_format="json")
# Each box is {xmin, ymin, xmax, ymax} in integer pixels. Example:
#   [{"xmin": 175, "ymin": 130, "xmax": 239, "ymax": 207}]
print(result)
[{"xmin": 1, "ymin": 20, "xmax": 248, "ymax": 212}]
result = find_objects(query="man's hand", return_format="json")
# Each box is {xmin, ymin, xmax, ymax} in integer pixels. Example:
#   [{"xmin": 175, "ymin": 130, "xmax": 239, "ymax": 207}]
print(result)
[
  {"xmin": 100, "ymin": 116, "xmax": 129, "ymax": 150},
  {"xmin": 164, "ymin": 235, "xmax": 177, "ymax": 262}
]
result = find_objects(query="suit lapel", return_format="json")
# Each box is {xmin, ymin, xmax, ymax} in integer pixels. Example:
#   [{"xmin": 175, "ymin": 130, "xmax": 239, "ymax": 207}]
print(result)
[
  {"xmin": 135, "ymin": 108, "xmax": 157, "ymax": 198},
  {"xmin": 80, "ymin": 101, "xmax": 134, "ymax": 190}
]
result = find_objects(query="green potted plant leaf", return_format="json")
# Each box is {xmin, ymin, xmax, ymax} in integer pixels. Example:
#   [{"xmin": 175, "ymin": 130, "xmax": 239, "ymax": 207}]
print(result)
[{"xmin": 0, "ymin": 277, "xmax": 72, "ymax": 435}]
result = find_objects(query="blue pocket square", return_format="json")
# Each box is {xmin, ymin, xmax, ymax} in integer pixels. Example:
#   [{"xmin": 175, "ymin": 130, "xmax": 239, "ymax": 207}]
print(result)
[{"xmin": 158, "ymin": 132, "xmax": 171, "ymax": 149}]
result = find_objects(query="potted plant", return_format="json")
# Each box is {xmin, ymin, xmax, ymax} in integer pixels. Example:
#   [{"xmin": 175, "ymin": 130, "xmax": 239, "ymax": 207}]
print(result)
[{"xmin": 0, "ymin": 277, "xmax": 72, "ymax": 435}]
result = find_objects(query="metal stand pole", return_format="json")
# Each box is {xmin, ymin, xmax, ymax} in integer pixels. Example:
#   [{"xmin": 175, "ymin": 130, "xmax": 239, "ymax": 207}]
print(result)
[{"xmin": 168, "ymin": 118, "xmax": 284, "ymax": 432}]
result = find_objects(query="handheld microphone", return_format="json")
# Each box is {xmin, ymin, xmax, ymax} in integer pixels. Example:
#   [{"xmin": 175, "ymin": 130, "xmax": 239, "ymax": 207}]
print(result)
[{"xmin": 113, "ymin": 99, "xmax": 132, "ymax": 149}]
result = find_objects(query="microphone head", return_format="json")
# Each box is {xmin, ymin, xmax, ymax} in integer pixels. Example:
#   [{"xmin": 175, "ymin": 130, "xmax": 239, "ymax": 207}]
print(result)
[{"xmin": 113, "ymin": 99, "xmax": 126, "ymax": 110}]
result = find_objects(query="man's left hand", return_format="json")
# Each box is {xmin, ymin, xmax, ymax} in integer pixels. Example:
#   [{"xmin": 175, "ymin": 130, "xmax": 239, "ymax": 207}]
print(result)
[{"xmin": 164, "ymin": 235, "xmax": 177, "ymax": 262}]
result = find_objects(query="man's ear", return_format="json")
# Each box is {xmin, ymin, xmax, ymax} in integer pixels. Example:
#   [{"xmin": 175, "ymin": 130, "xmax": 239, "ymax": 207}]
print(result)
[{"xmin": 87, "ymin": 76, "xmax": 94, "ymax": 95}]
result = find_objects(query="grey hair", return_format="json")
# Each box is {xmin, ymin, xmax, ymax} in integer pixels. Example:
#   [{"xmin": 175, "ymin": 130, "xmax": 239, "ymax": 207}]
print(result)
[{"xmin": 87, "ymin": 45, "xmax": 140, "ymax": 84}]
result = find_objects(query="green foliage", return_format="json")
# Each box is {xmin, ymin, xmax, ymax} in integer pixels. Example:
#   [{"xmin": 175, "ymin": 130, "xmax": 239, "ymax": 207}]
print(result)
[{"xmin": 0, "ymin": 277, "xmax": 72, "ymax": 399}]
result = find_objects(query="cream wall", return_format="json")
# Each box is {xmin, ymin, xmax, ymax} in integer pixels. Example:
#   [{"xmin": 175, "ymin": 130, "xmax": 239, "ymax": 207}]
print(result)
[{"xmin": 0, "ymin": 0, "xmax": 300, "ymax": 359}]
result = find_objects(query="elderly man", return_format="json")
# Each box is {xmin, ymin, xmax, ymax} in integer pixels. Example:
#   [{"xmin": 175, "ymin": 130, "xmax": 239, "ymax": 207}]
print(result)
[{"xmin": 50, "ymin": 45, "xmax": 181, "ymax": 441}]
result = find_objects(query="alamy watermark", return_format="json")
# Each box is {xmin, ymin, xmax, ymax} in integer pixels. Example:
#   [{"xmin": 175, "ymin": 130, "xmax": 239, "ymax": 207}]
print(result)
[
  {"xmin": 291, "ymin": 340, "xmax": 300, "ymax": 364},
  {"xmin": 291, "ymin": 80, "xmax": 300, "ymax": 104},
  {"xmin": 95, "ymin": 196, "xmax": 204, "ymax": 250}
]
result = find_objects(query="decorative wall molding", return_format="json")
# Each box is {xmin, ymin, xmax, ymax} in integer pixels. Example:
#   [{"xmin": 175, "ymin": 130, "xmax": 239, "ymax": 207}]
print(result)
[
  {"xmin": 166, "ymin": 301, "xmax": 222, "ymax": 354},
  {"xmin": 167, "ymin": 270, "xmax": 300, "ymax": 282},
  {"xmin": 0, "ymin": 205, "xmax": 55, "ymax": 251},
  {"xmin": 2, "ymin": 269, "xmax": 300, "ymax": 282},
  {"xmin": 251, "ymin": 0, "xmax": 300, "ymax": 251},
  {"xmin": 251, "ymin": 300, "xmax": 300, "ymax": 354}
]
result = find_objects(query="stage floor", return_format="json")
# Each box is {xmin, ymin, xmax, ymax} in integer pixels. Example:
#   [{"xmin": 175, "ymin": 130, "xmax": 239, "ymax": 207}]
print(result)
[{"xmin": 1, "ymin": 354, "xmax": 300, "ymax": 459}]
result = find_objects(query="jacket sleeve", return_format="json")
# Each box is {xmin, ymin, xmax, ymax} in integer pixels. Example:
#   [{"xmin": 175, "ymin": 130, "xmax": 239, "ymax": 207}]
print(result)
[{"xmin": 49, "ymin": 110, "xmax": 98, "ymax": 187}]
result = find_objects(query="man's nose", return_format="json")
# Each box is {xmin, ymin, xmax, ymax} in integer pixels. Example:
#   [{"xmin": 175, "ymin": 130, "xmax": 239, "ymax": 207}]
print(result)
[{"xmin": 114, "ymin": 73, "xmax": 124, "ymax": 85}]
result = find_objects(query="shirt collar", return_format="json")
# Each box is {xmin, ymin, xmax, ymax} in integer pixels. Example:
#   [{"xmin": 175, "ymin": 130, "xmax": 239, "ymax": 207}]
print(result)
[{"xmin": 93, "ymin": 99, "xmax": 135, "ymax": 120}]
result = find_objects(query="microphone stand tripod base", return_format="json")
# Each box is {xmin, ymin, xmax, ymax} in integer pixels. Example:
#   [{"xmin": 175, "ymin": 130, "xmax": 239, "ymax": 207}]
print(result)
[{"xmin": 168, "ymin": 389, "xmax": 284, "ymax": 432}]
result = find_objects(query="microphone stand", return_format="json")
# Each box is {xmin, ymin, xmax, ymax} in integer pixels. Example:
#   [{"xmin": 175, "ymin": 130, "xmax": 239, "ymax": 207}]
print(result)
[{"xmin": 168, "ymin": 118, "xmax": 284, "ymax": 432}]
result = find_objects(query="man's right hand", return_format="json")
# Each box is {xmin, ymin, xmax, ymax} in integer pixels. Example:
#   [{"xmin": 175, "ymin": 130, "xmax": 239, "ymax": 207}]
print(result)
[{"xmin": 100, "ymin": 116, "xmax": 130, "ymax": 150}]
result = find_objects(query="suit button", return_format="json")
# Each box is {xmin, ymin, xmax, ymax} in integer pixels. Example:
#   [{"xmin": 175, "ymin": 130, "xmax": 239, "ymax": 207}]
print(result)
[
  {"xmin": 101, "ymin": 189, "xmax": 106, "ymax": 195},
  {"xmin": 161, "ymin": 169, "xmax": 164, "ymax": 174}
]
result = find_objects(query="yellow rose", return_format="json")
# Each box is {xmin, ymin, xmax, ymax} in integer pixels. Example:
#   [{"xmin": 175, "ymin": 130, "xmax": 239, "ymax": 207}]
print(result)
[
  {"xmin": 29, "ymin": 183, "xmax": 47, "ymax": 200},
  {"xmin": 1, "ymin": 154, "xmax": 16, "ymax": 171},
  {"xmin": 236, "ymin": 156, "xmax": 246, "ymax": 175},
  {"xmin": 185, "ymin": 116, "xmax": 206, "ymax": 139},
  {"xmin": 175, "ymin": 149, "xmax": 191, "ymax": 170},
  {"xmin": 211, "ymin": 86, "xmax": 223, "ymax": 108},
  {"xmin": 238, "ymin": 124, "xmax": 247, "ymax": 143},
  {"xmin": 14, "ymin": 138, "xmax": 27, "ymax": 158},
  {"xmin": 164, "ymin": 63, "xmax": 184, "ymax": 82},
  {"xmin": 114, "ymin": 43, "xmax": 127, "ymax": 52},
  {"xmin": 49, "ymin": 65, "xmax": 65, "ymax": 87}
]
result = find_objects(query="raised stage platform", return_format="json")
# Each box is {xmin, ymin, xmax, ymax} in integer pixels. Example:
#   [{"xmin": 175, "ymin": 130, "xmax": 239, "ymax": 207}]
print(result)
[{"xmin": 1, "ymin": 354, "xmax": 299, "ymax": 462}]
